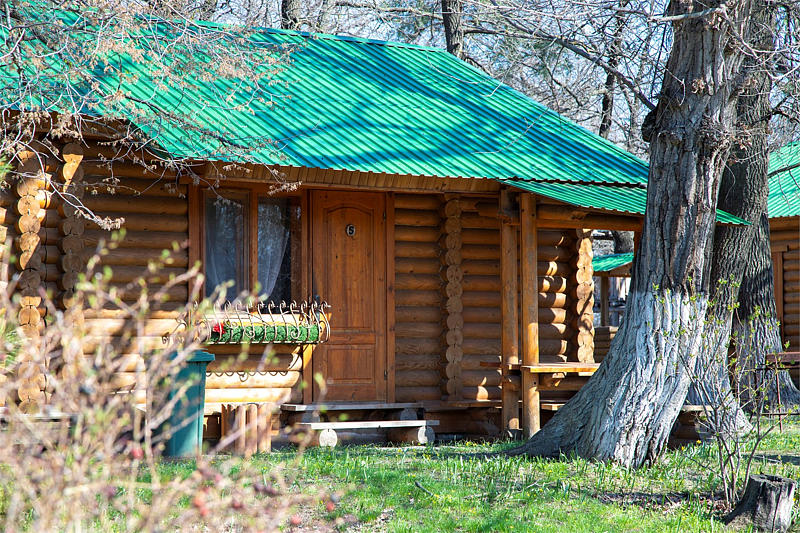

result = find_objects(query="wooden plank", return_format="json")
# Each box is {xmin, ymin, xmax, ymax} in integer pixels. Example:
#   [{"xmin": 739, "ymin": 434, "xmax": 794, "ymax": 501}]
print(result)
[
  {"xmin": 774, "ymin": 250, "xmax": 785, "ymax": 344},
  {"xmin": 386, "ymin": 192, "xmax": 396, "ymax": 403},
  {"xmin": 302, "ymin": 190, "xmax": 313, "ymax": 405},
  {"xmin": 520, "ymin": 193, "xmax": 539, "ymax": 438},
  {"xmin": 522, "ymin": 363, "xmax": 600, "ymax": 373},
  {"xmin": 281, "ymin": 402, "xmax": 422, "ymax": 411},
  {"xmin": 600, "ymin": 276, "xmax": 610, "ymax": 327},
  {"xmin": 188, "ymin": 184, "xmax": 201, "ymax": 293},
  {"xmin": 294, "ymin": 420, "xmax": 439, "ymax": 430},
  {"xmin": 500, "ymin": 189, "xmax": 519, "ymax": 433}
]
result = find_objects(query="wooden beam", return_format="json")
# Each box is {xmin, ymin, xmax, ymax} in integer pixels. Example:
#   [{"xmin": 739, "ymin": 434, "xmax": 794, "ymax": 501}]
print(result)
[
  {"xmin": 536, "ymin": 204, "xmax": 588, "ymax": 221},
  {"xmin": 386, "ymin": 192, "xmax": 396, "ymax": 403},
  {"xmin": 536, "ymin": 214, "xmax": 643, "ymax": 231},
  {"xmin": 601, "ymin": 276, "xmax": 610, "ymax": 327},
  {"xmin": 520, "ymin": 193, "xmax": 540, "ymax": 438},
  {"xmin": 475, "ymin": 201, "xmax": 520, "ymax": 225},
  {"xmin": 500, "ymin": 189, "xmax": 520, "ymax": 433},
  {"xmin": 774, "ymin": 250, "xmax": 785, "ymax": 345}
]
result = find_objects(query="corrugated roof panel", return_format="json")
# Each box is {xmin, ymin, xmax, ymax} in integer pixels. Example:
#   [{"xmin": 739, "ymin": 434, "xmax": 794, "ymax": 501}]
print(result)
[
  {"xmin": 1, "ymin": 12, "xmax": 649, "ymax": 186},
  {"xmin": 768, "ymin": 143, "xmax": 800, "ymax": 218},
  {"xmin": 504, "ymin": 180, "xmax": 748, "ymax": 225},
  {"xmin": 593, "ymin": 253, "xmax": 634, "ymax": 273}
]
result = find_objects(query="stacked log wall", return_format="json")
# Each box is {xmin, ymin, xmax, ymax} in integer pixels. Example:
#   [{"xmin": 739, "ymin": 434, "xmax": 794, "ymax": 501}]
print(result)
[
  {"xmin": 393, "ymin": 194, "xmax": 445, "ymax": 402},
  {"xmin": 393, "ymin": 193, "xmax": 583, "ymax": 405},
  {"xmin": 74, "ymin": 146, "xmax": 300, "ymax": 408}
]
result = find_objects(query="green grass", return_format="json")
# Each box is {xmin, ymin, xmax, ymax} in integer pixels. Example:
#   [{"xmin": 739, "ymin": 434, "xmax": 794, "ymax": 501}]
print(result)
[{"xmin": 143, "ymin": 422, "xmax": 800, "ymax": 532}]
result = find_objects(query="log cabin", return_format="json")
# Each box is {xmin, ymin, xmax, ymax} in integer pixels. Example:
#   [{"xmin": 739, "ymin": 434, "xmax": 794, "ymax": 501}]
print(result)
[{"xmin": 0, "ymin": 20, "xmax": 750, "ymax": 444}]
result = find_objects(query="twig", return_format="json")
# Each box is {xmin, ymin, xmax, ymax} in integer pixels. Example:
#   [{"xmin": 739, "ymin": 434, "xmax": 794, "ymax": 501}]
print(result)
[{"xmin": 414, "ymin": 480, "xmax": 435, "ymax": 497}]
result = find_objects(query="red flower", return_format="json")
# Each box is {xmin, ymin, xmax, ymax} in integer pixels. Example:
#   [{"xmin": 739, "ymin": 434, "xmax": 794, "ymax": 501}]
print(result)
[{"xmin": 212, "ymin": 322, "xmax": 225, "ymax": 335}]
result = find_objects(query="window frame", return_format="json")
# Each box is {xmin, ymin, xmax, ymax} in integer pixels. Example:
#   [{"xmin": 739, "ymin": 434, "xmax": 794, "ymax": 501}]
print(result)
[{"xmin": 195, "ymin": 184, "xmax": 304, "ymax": 304}]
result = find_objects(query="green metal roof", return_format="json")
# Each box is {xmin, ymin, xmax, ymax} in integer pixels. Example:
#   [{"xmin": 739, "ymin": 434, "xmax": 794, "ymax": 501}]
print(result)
[
  {"xmin": 593, "ymin": 253, "xmax": 634, "ymax": 274},
  {"xmin": 1, "ymin": 10, "xmax": 748, "ymax": 226},
  {"xmin": 504, "ymin": 180, "xmax": 748, "ymax": 225},
  {"xmin": 768, "ymin": 143, "xmax": 800, "ymax": 219},
  {"xmin": 1, "ymin": 10, "xmax": 648, "ymax": 187}
]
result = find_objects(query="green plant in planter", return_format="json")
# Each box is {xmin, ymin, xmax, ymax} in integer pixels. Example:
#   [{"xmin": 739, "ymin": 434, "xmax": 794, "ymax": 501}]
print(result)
[{"xmin": 207, "ymin": 322, "xmax": 321, "ymax": 344}]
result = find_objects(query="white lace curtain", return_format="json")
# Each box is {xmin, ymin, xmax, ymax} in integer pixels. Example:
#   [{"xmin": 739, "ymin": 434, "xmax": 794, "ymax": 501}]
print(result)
[
  {"xmin": 204, "ymin": 196, "xmax": 246, "ymax": 299},
  {"xmin": 257, "ymin": 198, "xmax": 291, "ymax": 302},
  {"xmin": 205, "ymin": 195, "xmax": 294, "ymax": 303}
]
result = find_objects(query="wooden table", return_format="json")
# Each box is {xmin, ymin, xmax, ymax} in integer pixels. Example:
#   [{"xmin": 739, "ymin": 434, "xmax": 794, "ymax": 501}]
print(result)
[{"xmin": 479, "ymin": 361, "xmax": 600, "ymax": 436}]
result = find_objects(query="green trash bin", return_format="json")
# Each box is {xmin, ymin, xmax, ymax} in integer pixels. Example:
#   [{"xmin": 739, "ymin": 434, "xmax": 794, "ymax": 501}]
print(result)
[{"xmin": 158, "ymin": 350, "xmax": 215, "ymax": 457}]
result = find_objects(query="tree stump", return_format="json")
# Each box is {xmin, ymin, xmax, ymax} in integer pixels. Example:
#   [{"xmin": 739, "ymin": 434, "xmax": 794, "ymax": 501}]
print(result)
[{"xmin": 724, "ymin": 474, "xmax": 796, "ymax": 532}]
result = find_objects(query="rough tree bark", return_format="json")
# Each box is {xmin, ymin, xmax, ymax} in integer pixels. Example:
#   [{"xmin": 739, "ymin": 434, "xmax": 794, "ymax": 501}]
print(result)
[
  {"xmin": 688, "ymin": 0, "xmax": 800, "ymax": 419},
  {"xmin": 683, "ymin": 1, "xmax": 772, "ymax": 432},
  {"xmin": 508, "ymin": 0, "xmax": 752, "ymax": 467},
  {"xmin": 280, "ymin": 0, "xmax": 301, "ymax": 30},
  {"xmin": 728, "ymin": 2, "xmax": 800, "ymax": 410},
  {"xmin": 441, "ymin": 0, "xmax": 465, "ymax": 59},
  {"xmin": 612, "ymin": 231, "xmax": 634, "ymax": 254},
  {"xmin": 724, "ymin": 474, "xmax": 797, "ymax": 532}
]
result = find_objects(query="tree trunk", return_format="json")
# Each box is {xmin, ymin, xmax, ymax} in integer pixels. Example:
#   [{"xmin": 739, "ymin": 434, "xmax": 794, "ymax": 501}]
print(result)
[
  {"xmin": 683, "ymin": 1, "xmax": 773, "ymax": 432},
  {"xmin": 690, "ymin": 0, "xmax": 800, "ymax": 417},
  {"xmin": 612, "ymin": 231, "xmax": 634, "ymax": 254},
  {"xmin": 441, "ymin": 0, "xmax": 465, "ymax": 59},
  {"xmin": 599, "ymin": 3, "xmax": 635, "ymax": 262},
  {"xmin": 280, "ymin": 0, "xmax": 301, "ymax": 30},
  {"xmin": 598, "ymin": 0, "xmax": 628, "ymax": 139},
  {"xmin": 724, "ymin": 474, "xmax": 797, "ymax": 532},
  {"xmin": 509, "ymin": 0, "xmax": 751, "ymax": 468}
]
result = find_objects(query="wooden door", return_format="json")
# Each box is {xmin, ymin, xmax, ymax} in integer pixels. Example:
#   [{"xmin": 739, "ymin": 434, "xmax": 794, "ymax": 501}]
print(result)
[{"xmin": 312, "ymin": 190, "xmax": 387, "ymax": 402}]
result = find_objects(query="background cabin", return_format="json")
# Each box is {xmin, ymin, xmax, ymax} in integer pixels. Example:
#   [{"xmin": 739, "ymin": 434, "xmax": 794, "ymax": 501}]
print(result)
[{"xmin": 769, "ymin": 144, "xmax": 800, "ymax": 358}]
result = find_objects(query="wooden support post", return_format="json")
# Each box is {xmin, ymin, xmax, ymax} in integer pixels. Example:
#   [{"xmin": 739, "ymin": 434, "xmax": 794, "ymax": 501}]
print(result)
[
  {"xmin": 257, "ymin": 404, "xmax": 272, "ymax": 453},
  {"xmin": 600, "ymin": 276, "xmax": 610, "ymax": 327},
  {"xmin": 245, "ymin": 404, "xmax": 258, "ymax": 458},
  {"xmin": 235, "ymin": 405, "xmax": 247, "ymax": 455},
  {"xmin": 773, "ymin": 251, "xmax": 785, "ymax": 344},
  {"xmin": 520, "ymin": 193, "xmax": 540, "ymax": 438},
  {"xmin": 500, "ymin": 190, "xmax": 520, "ymax": 434}
]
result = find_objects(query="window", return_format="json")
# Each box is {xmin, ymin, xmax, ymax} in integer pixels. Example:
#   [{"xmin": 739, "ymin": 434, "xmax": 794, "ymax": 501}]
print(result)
[{"xmin": 204, "ymin": 192, "xmax": 301, "ymax": 303}]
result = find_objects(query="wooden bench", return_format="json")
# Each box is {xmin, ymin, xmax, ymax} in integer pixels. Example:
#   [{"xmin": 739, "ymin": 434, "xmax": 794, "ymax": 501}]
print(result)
[
  {"xmin": 281, "ymin": 402, "xmax": 422, "ymax": 423},
  {"xmin": 480, "ymin": 360, "xmax": 600, "ymax": 437},
  {"xmin": 668, "ymin": 405, "xmax": 713, "ymax": 447},
  {"xmin": 521, "ymin": 363, "xmax": 600, "ymax": 436},
  {"xmin": 292, "ymin": 419, "xmax": 439, "ymax": 447}
]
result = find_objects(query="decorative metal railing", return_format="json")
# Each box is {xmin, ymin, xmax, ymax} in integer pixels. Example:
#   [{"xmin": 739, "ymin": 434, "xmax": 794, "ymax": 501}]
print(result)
[{"xmin": 164, "ymin": 300, "xmax": 330, "ymax": 346}]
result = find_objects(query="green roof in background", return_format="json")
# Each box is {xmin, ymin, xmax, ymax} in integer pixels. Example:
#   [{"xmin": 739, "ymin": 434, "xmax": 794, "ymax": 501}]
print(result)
[
  {"xmin": 593, "ymin": 253, "xmax": 634, "ymax": 274},
  {"xmin": 768, "ymin": 143, "xmax": 800, "ymax": 218}
]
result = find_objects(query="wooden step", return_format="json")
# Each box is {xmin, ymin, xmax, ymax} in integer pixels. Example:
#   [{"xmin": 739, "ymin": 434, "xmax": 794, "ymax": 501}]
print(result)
[
  {"xmin": 281, "ymin": 402, "xmax": 422, "ymax": 412},
  {"xmin": 294, "ymin": 420, "xmax": 438, "ymax": 430}
]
